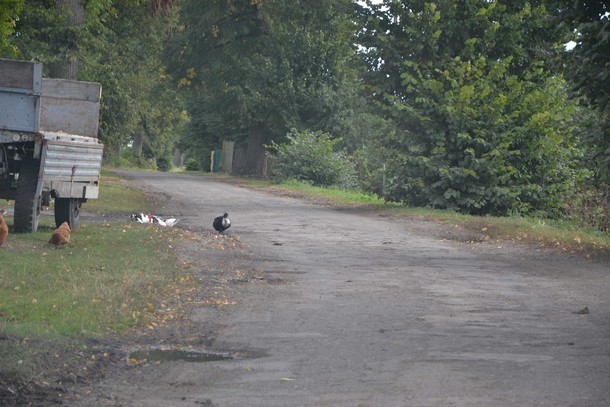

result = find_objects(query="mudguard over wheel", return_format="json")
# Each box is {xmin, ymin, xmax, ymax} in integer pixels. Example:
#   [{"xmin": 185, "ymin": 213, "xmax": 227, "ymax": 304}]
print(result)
[
  {"xmin": 13, "ymin": 158, "xmax": 42, "ymax": 233},
  {"xmin": 54, "ymin": 198, "xmax": 81, "ymax": 229}
]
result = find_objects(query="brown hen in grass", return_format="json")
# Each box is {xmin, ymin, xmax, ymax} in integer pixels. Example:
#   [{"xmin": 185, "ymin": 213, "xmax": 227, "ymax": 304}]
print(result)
[{"xmin": 49, "ymin": 221, "xmax": 71, "ymax": 245}]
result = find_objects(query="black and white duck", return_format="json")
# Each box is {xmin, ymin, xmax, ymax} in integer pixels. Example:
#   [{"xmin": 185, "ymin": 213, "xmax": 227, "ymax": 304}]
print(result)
[{"xmin": 213, "ymin": 213, "xmax": 231, "ymax": 232}]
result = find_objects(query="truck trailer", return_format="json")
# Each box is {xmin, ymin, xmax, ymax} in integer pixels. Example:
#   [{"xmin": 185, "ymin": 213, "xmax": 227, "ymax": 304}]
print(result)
[{"xmin": 0, "ymin": 58, "xmax": 104, "ymax": 232}]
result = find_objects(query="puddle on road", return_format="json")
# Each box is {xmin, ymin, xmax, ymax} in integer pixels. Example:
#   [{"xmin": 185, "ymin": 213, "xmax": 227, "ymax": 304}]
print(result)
[{"xmin": 130, "ymin": 349, "xmax": 232, "ymax": 363}]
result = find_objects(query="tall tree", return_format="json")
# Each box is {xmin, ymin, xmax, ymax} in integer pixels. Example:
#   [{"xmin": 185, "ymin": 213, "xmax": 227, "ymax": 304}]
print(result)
[
  {"xmin": 80, "ymin": 0, "xmax": 183, "ymax": 159},
  {"xmin": 12, "ymin": 0, "xmax": 184, "ymax": 162},
  {"xmin": 49, "ymin": 0, "xmax": 85, "ymax": 79},
  {"xmin": 168, "ymin": 0, "xmax": 357, "ymax": 175},
  {"xmin": 359, "ymin": 0, "xmax": 583, "ymax": 216}
]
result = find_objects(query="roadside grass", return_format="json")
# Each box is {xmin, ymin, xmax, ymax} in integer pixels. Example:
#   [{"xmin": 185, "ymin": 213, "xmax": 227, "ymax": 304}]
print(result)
[
  {"xmin": 245, "ymin": 179, "xmax": 610, "ymax": 257},
  {"xmin": 0, "ymin": 171, "xmax": 192, "ymax": 384},
  {"xmin": 0, "ymin": 220, "xmax": 183, "ymax": 338},
  {"xmin": 392, "ymin": 207, "xmax": 610, "ymax": 255},
  {"xmin": 84, "ymin": 169, "xmax": 150, "ymax": 214},
  {"xmin": 271, "ymin": 180, "xmax": 393, "ymax": 206}
]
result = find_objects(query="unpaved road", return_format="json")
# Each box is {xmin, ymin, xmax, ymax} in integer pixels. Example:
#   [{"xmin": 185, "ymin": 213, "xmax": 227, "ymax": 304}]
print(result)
[{"xmin": 73, "ymin": 171, "xmax": 610, "ymax": 406}]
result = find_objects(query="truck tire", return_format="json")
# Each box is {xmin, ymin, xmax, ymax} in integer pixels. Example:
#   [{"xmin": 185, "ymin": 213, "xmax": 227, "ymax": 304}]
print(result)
[
  {"xmin": 55, "ymin": 198, "xmax": 81, "ymax": 229},
  {"xmin": 14, "ymin": 158, "xmax": 42, "ymax": 233}
]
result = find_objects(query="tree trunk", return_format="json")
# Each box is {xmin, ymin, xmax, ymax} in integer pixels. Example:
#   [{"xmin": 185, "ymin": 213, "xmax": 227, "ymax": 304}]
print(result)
[
  {"xmin": 133, "ymin": 129, "xmax": 145, "ymax": 157},
  {"xmin": 112, "ymin": 143, "xmax": 122, "ymax": 163},
  {"xmin": 221, "ymin": 140, "xmax": 234, "ymax": 174},
  {"xmin": 232, "ymin": 144, "xmax": 248, "ymax": 175},
  {"xmin": 173, "ymin": 148, "xmax": 185, "ymax": 168},
  {"xmin": 49, "ymin": 0, "xmax": 85, "ymax": 79},
  {"xmin": 245, "ymin": 124, "xmax": 268, "ymax": 176}
]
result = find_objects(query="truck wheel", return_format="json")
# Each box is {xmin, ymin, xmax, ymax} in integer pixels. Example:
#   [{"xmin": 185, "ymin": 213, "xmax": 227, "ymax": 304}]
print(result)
[
  {"xmin": 55, "ymin": 198, "xmax": 81, "ymax": 229},
  {"xmin": 14, "ymin": 158, "xmax": 42, "ymax": 233}
]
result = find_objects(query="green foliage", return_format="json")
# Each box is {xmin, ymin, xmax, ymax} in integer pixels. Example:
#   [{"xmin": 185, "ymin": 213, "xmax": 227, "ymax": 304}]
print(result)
[
  {"xmin": 81, "ymin": 1, "xmax": 185, "ymax": 159},
  {"xmin": 359, "ymin": 0, "xmax": 585, "ymax": 216},
  {"xmin": 6, "ymin": 0, "xmax": 610, "ymax": 222},
  {"xmin": 114, "ymin": 147, "xmax": 157, "ymax": 170},
  {"xmin": 347, "ymin": 117, "xmax": 399, "ymax": 195},
  {"xmin": 564, "ymin": 183, "xmax": 610, "ymax": 233},
  {"xmin": 548, "ymin": 1, "xmax": 610, "ymax": 185},
  {"xmin": 156, "ymin": 155, "xmax": 172, "ymax": 172},
  {"xmin": 267, "ymin": 129, "xmax": 356, "ymax": 189},
  {"xmin": 11, "ymin": 0, "xmax": 185, "ymax": 166},
  {"xmin": 184, "ymin": 157, "xmax": 201, "ymax": 171},
  {"xmin": 9, "ymin": 1, "xmax": 68, "ymax": 65},
  {"xmin": 400, "ymin": 60, "xmax": 582, "ymax": 216},
  {"xmin": 554, "ymin": 1, "xmax": 610, "ymax": 114},
  {"xmin": 0, "ymin": 0, "xmax": 23, "ymax": 57},
  {"xmin": 168, "ymin": 0, "xmax": 358, "ymax": 174},
  {"xmin": 574, "ymin": 108, "xmax": 610, "ymax": 183}
]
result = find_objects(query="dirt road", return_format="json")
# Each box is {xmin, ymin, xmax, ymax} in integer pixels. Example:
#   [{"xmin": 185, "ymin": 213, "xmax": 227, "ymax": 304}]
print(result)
[{"xmin": 74, "ymin": 171, "xmax": 610, "ymax": 406}]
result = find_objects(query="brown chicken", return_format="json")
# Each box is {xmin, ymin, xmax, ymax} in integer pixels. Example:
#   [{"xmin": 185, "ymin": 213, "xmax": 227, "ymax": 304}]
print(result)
[
  {"xmin": 0, "ymin": 209, "xmax": 8, "ymax": 247},
  {"xmin": 49, "ymin": 222, "xmax": 71, "ymax": 245}
]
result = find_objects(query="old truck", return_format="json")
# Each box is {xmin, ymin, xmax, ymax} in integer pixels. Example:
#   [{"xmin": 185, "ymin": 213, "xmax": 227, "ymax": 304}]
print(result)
[{"xmin": 0, "ymin": 58, "xmax": 104, "ymax": 232}]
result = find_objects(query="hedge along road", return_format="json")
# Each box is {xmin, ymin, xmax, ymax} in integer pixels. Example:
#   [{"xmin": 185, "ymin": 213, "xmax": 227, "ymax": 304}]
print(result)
[{"xmin": 75, "ymin": 171, "xmax": 610, "ymax": 407}]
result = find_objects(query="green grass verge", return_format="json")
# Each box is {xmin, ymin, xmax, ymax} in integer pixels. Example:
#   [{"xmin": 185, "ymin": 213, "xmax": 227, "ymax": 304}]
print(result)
[
  {"xmin": 387, "ymin": 206, "xmax": 610, "ymax": 256},
  {"xmin": 0, "ymin": 170, "xmax": 190, "ymax": 383},
  {"xmin": 274, "ymin": 180, "xmax": 391, "ymax": 206},
  {"xmin": 84, "ymin": 170, "xmax": 150, "ymax": 214},
  {"xmin": 0, "ymin": 220, "xmax": 183, "ymax": 338}
]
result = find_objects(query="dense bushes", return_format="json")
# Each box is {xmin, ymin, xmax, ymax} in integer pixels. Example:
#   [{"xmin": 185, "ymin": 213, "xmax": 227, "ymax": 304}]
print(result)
[
  {"xmin": 357, "ymin": 1, "xmax": 601, "ymax": 220},
  {"xmin": 184, "ymin": 157, "xmax": 201, "ymax": 171},
  {"xmin": 156, "ymin": 156, "xmax": 172, "ymax": 172},
  {"xmin": 107, "ymin": 147, "xmax": 170, "ymax": 171},
  {"xmin": 564, "ymin": 183, "xmax": 610, "ymax": 232},
  {"xmin": 266, "ymin": 129, "xmax": 357, "ymax": 189}
]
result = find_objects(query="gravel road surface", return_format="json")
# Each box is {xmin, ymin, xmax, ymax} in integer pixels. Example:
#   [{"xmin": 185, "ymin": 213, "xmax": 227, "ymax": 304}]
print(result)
[{"xmin": 73, "ymin": 171, "xmax": 610, "ymax": 407}]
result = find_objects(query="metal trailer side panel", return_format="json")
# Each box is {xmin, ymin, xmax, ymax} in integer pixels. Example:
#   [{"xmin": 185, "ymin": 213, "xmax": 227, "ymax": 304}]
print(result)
[
  {"xmin": 0, "ymin": 60, "xmax": 43, "ymax": 133},
  {"xmin": 0, "ymin": 91, "xmax": 41, "ymax": 133},
  {"xmin": 39, "ymin": 132, "xmax": 104, "ymax": 199},
  {"xmin": 40, "ymin": 79, "xmax": 101, "ymax": 138},
  {"xmin": 0, "ymin": 59, "xmax": 42, "ymax": 90}
]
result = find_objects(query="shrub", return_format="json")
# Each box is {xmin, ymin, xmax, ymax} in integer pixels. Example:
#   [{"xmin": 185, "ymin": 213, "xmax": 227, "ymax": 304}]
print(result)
[
  {"xmin": 156, "ymin": 156, "xmax": 172, "ymax": 172},
  {"xmin": 184, "ymin": 157, "xmax": 200, "ymax": 171},
  {"xmin": 266, "ymin": 129, "xmax": 356, "ymax": 189},
  {"xmin": 564, "ymin": 183, "xmax": 610, "ymax": 233},
  {"xmin": 113, "ymin": 148, "xmax": 157, "ymax": 170},
  {"xmin": 118, "ymin": 147, "xmax": 139, "ymax": 168}
]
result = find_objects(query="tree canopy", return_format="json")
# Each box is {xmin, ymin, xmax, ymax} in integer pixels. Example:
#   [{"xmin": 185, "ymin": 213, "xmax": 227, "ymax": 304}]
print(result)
[
  {"xmin": 9, "ymin": 0, "xmax": 185, "ymax": 165},
  {"xmin": 550, "ymin": 0, "xmax": 610, "ymax": 182},
  {"xmin": 358, "ymin": 0, "xmax": 587, "ymax": 216},
  {"xmin": 166, "ymin": 0, "xmax": 357, "ymax": 174},
  {"xmin": 2, "ymin": 0, "xmax": 609, "ymax": 223}
]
